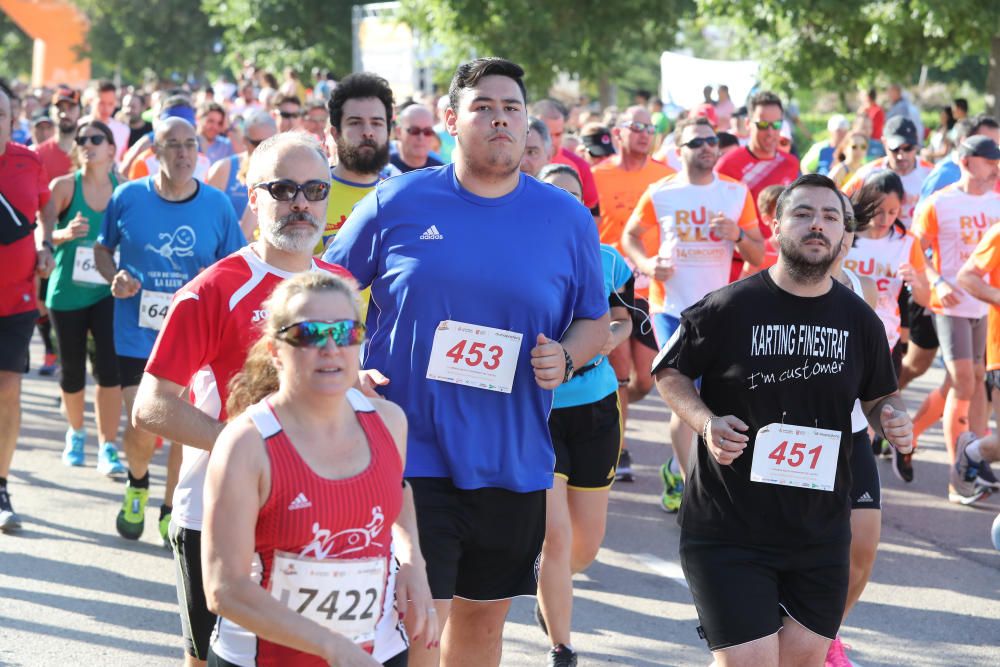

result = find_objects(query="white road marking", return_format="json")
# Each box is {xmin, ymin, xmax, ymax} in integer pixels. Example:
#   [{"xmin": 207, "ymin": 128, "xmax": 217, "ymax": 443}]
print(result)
[{"xmin": 633, "ymin": 552, "xmax": 689, "ymax": 589}]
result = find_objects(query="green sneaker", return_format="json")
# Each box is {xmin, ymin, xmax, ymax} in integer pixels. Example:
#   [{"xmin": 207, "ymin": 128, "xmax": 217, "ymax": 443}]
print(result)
[
  {"xmin": 158, "ymin": 507, "xmax": 172, "ymax": 549},
  {"xmin": 659, "ymin": 458, "xmax": 684, "ymax": 514},
  {"xmin": 116, "ymin": 485, "xmax": 148, "ymax": 540}
]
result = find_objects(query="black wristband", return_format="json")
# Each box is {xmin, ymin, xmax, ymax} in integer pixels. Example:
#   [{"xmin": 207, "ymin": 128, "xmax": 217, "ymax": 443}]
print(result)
[{"xmin": 562, "ymin": 346, "xmax": 574, "ymax": 383}]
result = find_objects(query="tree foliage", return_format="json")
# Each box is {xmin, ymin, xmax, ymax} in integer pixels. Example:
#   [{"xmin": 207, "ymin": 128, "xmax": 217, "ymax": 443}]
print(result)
[
  {"xmin": 202, "ymin": 0, "xmax": 354, "ymax": 79},
  {"xmin": 697, "ymin": 0, "xmax": 1000, "ymax": 96},
  {"xmin": 0, "ymin": 12, "xmax": 33, "ymax": 81},
  {"xmin": 399, "ymin": 0, "xmax": 691, "ymax": 99}
]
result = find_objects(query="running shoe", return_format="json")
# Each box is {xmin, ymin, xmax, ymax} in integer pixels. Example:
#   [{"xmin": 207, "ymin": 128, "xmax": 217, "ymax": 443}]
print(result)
[
  {"xmin": 950, "ymin": 432, "xmax": 986, "ymax": 505},
  {"xmin": 660, "ymin": 458, "xmax": 683, "ymax": 514},
  {"xmin": 824, "ymin": 636, "xmax": 851, "ymax": 667},
  {"xmin": 547, "ymin": 644, "xmax": 578, "ymax": 667},
  {"xmin": 892, "ymin": 447, "xmax": 914, "ymax": 483},
  {"xmin": 534, "ymin": 601, "xmax": 548, "ymax": 636},
  {"xmin": 976, "ymin": 461, "xmax": 1000, "ymax": 490},
  {"xmin": 116, "ymin": 484, "xmax": 148, "ymax": 540},
  {"xmin": 0, "ymin": 486, "xmax": 21, "ymax": 533},
  {"xmin": 947, "ymin": 483, "xmax": 989, "ymax": 506},
  {"xmin": 615, "ymin": 449, "xmax": 634, "ymax": 482},
  {"xmin": 62, "ymin": 428, "xmax": 86, "ymax": 467},
  {"xmin": 38, "ymin": 352, "xmax": 58, "ymax": 376},
  {"xmin": 96, "ymin": 442, "xmax": 127, "ymax": 477},
  {"xmin": 158, "ymin": 505, "xmax": 172, "ymax": 549}
]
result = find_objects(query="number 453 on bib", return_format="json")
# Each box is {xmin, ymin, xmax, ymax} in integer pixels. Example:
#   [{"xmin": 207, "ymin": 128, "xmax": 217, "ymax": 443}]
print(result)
[{"xmin": 426, "ymin": 320, "xmax": 523, "ymax": 393}]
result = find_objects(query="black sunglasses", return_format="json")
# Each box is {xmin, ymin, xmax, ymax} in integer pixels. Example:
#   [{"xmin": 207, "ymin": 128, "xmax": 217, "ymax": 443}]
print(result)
[
  {"xmin": 75, "ymin": 134, "xmax": 108, "ymax": 146},
  {"xmin": 279, "ymin": 110, "xmax": 303, "ymax": 119},
  {"xmin": 253, "ymin": 179, "xmax": 331, "ymax": 202},
  {"xmin": 682, "ymin": 136, "xmax": 719, "ymax": 149}
]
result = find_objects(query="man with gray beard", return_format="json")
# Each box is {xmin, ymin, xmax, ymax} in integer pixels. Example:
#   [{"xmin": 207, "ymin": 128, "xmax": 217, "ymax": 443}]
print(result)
[{"xmin": 130, "ymin": 133, "xmax": 379, "ymax": 667}]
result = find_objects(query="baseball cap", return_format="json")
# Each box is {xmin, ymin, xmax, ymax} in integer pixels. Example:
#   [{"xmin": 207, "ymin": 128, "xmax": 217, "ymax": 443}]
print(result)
[
  {"xmin": 51, "ymin": 85, "xmax": 81, "ymax": 106},
  {"xmin": 883, "ymin": 116, "xmax": 919, "ymax": 150},
  {"xmin": 694, "ymin": 103, "xmax": 718, "ymax": 128},
  {"xmin": 581, "ymin": 128, "xmax": 615, "ymax": 157},
  {"xmin": 958, "ymin": 135, "xmax": 1000, "ymax": 160},
  {"xmin": 827, "ymin": 114, "xmax": 850, "ymax": 133},
  {"xmin": 31, "ymin": 113, "xmax": 54, "ymax": 127}
]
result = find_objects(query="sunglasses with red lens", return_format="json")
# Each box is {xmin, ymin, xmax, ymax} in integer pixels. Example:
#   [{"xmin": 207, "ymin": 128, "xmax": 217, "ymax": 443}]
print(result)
[
  {"xmin": 404, "ymin": 126, "xmax": 437, "ymax": 137},
  {"xmin": 276, "ymin": 319, "xmax": 366, "ymax": 349}
]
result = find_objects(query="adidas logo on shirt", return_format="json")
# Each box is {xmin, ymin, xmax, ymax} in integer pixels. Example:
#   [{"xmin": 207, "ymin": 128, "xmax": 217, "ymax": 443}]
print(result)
[
  {"xmin": 856, "ymin": 492, "xmax": 874, "ymax": 503},
  {"xmin": 420, "ymin": 225, "xmax": 444, "ymax": 240},
  {"xmin": 288, "ymin": 492, "xmax": 312, "ymax": 511}
]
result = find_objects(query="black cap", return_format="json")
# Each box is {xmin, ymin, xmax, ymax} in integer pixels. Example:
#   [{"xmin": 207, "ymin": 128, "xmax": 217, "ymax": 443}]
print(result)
[
  {"xmin": 581, "ymin": 129, "xmax": 616, "ymax": 157},
  {"xmin": 958, "ymin": 135, "xmax": 1000, "ymax": 160},
  {"xmin": 883, "ymin": 116, "xmax": 919, "ymax": 150},
  {"xmin": 31, "ymin": 113, "xmax": 54, "ymax": 127}
]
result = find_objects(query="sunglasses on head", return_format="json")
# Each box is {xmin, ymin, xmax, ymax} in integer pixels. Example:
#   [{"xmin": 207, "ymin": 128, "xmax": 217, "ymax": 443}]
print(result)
[
  {"xmin": 253, "ymin": 179, "xmax": 330, "ymax": 202},
  {"xmin": 75, "ymin": 134, "xmax": 107, "ymax": 146},
  {"xmin": 620, "ymin": 121, "xmax": 656, "ymax": 135},
  {"xmin": 405, "ymin": 126, "xmax": 436, "ymax": 137},
  {"xmin": 682, "ymin": 136, "xmax": 719, "ymax": 149},
  {"xmin": 753, "ymin": 120, "xmax": 783, "ymax": 131},
  {"xmin": 277, "ymin": 319, "xmax": 366, "ymax": 349}
]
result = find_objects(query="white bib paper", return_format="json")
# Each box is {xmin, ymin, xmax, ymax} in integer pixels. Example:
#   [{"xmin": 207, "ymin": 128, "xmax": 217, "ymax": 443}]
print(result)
[
  {"xmin": 426, "ymin": 320, "xmax": 523, "ymax": 393},
  {"xmin": 269, "ymin": 553, "xmax": 386, "ymax": 648},
  {"xmin": 71, "ymin": 246, "xmax": 109, "ymax": 285},
  {"xmin": 138, "ymin": 289, "xmax": 172, "ymax": 330},
  {"xmin": 750, "ymin": 422, "xmax": 841, "ymax": 492}
]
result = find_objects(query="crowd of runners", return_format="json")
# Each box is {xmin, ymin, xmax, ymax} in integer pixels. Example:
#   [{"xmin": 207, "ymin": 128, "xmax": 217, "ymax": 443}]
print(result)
[{"xmin": 0, "ymin": 57, "xmax": 998, "ymax": 667}]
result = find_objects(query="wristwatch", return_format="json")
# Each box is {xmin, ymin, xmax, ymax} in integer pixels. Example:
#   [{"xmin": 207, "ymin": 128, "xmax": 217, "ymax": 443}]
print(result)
[
  {"xmin": 562, "ymin": 346, "xmax": 575, "ymax": 383},
  {"xmin": 40, "ymin": 240, "xmax": 54, "ymax": 253}
]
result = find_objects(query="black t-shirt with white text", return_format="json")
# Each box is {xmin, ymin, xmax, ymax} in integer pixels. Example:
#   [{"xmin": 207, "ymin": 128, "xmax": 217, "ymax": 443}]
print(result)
[{"xmin": 653, "ymin": 270, "xmax": 897, "ymax": 546}]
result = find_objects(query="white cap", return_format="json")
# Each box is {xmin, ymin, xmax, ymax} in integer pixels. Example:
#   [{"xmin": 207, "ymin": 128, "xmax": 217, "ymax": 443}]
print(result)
[{"xmin": 827, "ymin": 114, "xmax": 850, "ymax": 133}]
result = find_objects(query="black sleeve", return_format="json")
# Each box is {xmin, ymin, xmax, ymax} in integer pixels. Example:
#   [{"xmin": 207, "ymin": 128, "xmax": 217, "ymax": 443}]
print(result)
[
  {"xmin": 610, "ymin": 275, "xmax": 635, "ymax": 311},
  {"xmin": 650, "ymin": 299, "xmax": 715, "ymax": 379},
  {"xmin": 858, "ymin": 309, "xmax": 900, "ymax": 402},
  {"xmin": 897, "ymin": 286, "xmax": 910, "ymax": 328}
]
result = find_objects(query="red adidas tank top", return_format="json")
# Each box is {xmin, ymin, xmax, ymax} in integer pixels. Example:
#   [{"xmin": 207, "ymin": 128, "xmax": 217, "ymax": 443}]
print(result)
[{"xmin": 239, "ymin": 389, "xmax": 403, "ymax": 666}]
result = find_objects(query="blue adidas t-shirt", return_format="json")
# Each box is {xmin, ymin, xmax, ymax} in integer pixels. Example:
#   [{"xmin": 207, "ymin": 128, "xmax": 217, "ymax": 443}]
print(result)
[
  {"xmin": 98, "ymin": 177, "xmax": 244, "ymax": 358},
  {"xmin": 324, "ymin": 164, "xmax": 607, "ymax": 492},
  {"xmin": 553, "ymin": 244, "xmax": 632, "ymax": 409}
]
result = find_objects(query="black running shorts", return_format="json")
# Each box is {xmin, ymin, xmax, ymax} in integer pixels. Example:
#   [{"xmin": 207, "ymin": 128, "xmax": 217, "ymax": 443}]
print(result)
[
  {"xmin": 170, "ymin": 524, "xmax": 216, "ymax": 660},
  {"xmin": 0, "ymin": 310, "xmax": 37, "ymax": 373},
  {"xmin": 630, "ymin": 296, "xmax": 659, "ymax": 352},
  {"xmin": 550, "ymin": 391, "xmax": 621, "ymax": 489},
  {"xmin": 408, "ymin": 477, "xmax": 545, "ymax": 601},
  {"xmin": 680, "ymin": 532, "xmax": 850, "ymax": 651},
  {"xmin": 907, "ymin": 301, "xmax": 939, "ymax": 350},
  {"xmin": 117, "ymin": 355, "xmax": 148, "ymax": 389},
  {"xmin": 849, "ymin": 430, "xmax": 881, "ymax": 510}
]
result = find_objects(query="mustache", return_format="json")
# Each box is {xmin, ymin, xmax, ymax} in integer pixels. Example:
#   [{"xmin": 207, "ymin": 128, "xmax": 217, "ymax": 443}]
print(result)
[
  {"xmin": 801, "ymin": 232, "xmax": 830, "ymax": 246},
  {"xmin": 277, "ymin": 211, "xmax": 320, "ymax": 230}
]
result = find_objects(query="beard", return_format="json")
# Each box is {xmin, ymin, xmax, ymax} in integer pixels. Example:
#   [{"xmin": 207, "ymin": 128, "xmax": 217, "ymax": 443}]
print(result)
[
  {"xmin": 777, "ymin": 231, "xmax": 842, "ymax": 284},
  {"xmin": 456, "ymin": 131, "xmax": 522, "ymax": 182},
  {"xmin": 261, "ymin": 210, "xmax": 323, "ymax": 254},
  {"xmin": 336, "ymin": 136, "xmax": 389, "ymax": 175}
]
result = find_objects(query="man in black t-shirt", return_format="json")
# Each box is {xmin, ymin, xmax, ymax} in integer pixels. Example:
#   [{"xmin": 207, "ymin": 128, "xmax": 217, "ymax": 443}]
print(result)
[{"xmin": 652, "ymin": 174, "xmax": 913, "ymax": 665}]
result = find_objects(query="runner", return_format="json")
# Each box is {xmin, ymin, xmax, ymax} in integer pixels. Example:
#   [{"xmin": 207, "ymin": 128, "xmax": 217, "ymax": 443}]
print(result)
[
  {"xmin": 133, "ymin": 132, "xmax": 411, "ymax": 666},
  {"xmin": 123, "ymin": 92, "xmax": 153, "ymax": 148},
  {"xmin": 828, "ymin": 132, "xmax": 870, "ymax": 188},
  {"xmin": 534, "ymin": 163, "xmax": 632, "ymax": 667},
  {"xmin": 34, "ymin": 86, "xmax": 81, "ymax": 182},
  {"xmin": 94, "ymin": 117, "xmax": 244, "ymax": 545},
  {"xmin": 591, "ymin": 105, "xmax": 674, "ymax": 481},
  {"xmin": 272, "ymin": 95, "xmax": 303, "ymax": 133},
  {"xmin": 89, "ymin": 81, "xmax": 130, "ymax": 161},
  {"xmin": 715, "ymin": 91, "xmax": 801, "ymax": 281},
  {"xmin": 324, "ymin": 57, "xmax": 608, "ymax": 667},
  {"xmin": 519, "ymin": 117, "xmax": 553, "ymax": 178},
  {"xmin": 739, "ymin": 184, "xmax": 784, "ymax": 278},
  {"xmin": 129, "ymin": 98, "xmax": 212, "ymax": 182},
  {"xmin": 653, "ymin": 173, "xmax": 911, "ymax": 665},
  {"xmin": 920, "ymin": 115, "xmax": 1000, "ymax": 200},
  {"xmin": 910, "ymin": 136, "xmax": 1000, "ymax": 496},
  {"xmin": 391, "ymin": 104, "xmax": 444, "ymax": 173},
  {"xmin": 531, "ymin": 98, "xmax": 601, "ymax": 215},
  {"xmin": 801, "ymin": 114, "xmax": 850, "ymax": 176},
  {"xmin": 196, "ymin": 102, "xmax": 234, "ymax": 165},
  {"xmin": 43, "ymin": 120, "xmax": 125, "ymax": 476},
  {"xmin": 622, "ymin": 116, "xmax": 763, "ymax": 511},
  {"xmin": 206, "ymin": 109, "xmax": 277, "ymax": 235},
  {"xmin": 202, "ymin": 271, "xmax": 436, "ymax": 667},
  {"xmin": 0, "ymin": 86, "xmax": 55, "ymax": 533},
  {"xmin": 301, "ymin": 99, "xmax": 330, "ymax": 145}
]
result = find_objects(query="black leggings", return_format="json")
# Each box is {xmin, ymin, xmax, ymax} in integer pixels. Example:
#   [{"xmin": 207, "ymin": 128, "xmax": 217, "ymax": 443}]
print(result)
[{"xmin": 49, "ymin": 296, "xmax": 120, "ymax": 393}]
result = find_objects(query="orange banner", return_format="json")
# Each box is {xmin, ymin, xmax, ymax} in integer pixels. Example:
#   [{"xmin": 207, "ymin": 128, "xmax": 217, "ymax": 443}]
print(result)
[{"xmin": 1, "ymin": 0, "xmax": 90, "ymax": 87}]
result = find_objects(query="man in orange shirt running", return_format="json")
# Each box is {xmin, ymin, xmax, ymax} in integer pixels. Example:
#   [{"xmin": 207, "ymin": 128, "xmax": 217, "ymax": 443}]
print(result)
[
  {"xmin": 591, "ymin": 105, "xmax": 675, "ymax": 481},
  {"xmin": 912, "ymin": 136, "xmax": 1000, "ymax": 501}
]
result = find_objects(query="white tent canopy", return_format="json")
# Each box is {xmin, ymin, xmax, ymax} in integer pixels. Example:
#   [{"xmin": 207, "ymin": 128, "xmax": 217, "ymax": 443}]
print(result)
[{"xmin": 660, "ymin": 51, "xmax": 759, "ymax": 110}]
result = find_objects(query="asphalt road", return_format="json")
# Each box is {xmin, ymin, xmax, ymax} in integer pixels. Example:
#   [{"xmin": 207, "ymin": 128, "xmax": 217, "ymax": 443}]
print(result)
[{"xmin": 1, "ymin": 337, "xmax": 999, "ymax": 666}]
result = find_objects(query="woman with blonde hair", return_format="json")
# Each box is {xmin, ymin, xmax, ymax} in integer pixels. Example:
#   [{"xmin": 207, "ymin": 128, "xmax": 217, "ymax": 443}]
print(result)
[
  {"xmin": 203, "ymin": 272, "xmax": 437, "ymax": 667},
  {"xmin": 828, "ymin": 131, "xmax": 870, "ymax": 188}
]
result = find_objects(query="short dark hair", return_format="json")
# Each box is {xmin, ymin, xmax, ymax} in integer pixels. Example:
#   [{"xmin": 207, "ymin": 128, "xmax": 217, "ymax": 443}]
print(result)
[
  {"xmin": 275, "ymin": 94, "xmax": 301, "ymax": 108},
  {"xmin": 76, "ymin": 119, "xmax": 116, "ymax": 148},
  {"xmin": 749, "ymin": 91, "xmax": 783, "ymax": 115},
  {"xmin": 327, "ymin": 72, "xmax": 394, "ymax": 132},
  {"xmin": 635, "ymin": 89, "xmax": 652, "ymax": 103},
  {"xmin": 97, "ymin": 80, "xmax": 116, "ymax": 94},
  {"xmin": 971, "ymin": 114, "xmax": 1000, "ymax": 135},
  {"xmin": 538, "ymin": 163, "xmax": 582, "ymax": 190},
  {"xmin": 954, "ymin": 98, "xmax": 969, "ymax": 113},
  {"xmin": 674, "ymin": 116, "xmax": 713, "ymax": 144},
  {"xmin": 197, "ymin": 102, "xmax": 225, "ymax": 119},
  {"xmin": 449, "ymin": 57, "xmax": 526, "ymax": 112},
  {"xmin": 774, "ymin": 173, "xmax": 846, "ymax": 225}
]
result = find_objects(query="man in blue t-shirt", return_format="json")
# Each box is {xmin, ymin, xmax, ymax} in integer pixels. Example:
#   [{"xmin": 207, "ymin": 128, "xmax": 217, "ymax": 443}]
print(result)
[
  {"xmin": 324, "ymin": 58, "xmax": 608, "ymax": 667},
  {"xmin": 95, "ymin": 117, "xmax": 244, "ymax": 543}
]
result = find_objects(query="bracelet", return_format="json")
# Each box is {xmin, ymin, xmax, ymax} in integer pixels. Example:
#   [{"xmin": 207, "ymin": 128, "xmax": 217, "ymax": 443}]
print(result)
[
  {"xmin": 561, "ymin": 346, "xmax": 575, "ymax": 384},
  {"xmin": 737, "ymin": 228, "xmax": 745, "ymax": 242},
  {"xmin": 702, "ymin": 416, "xmax": 715, "ymax": 444},
  {"xmin": 933, "ymin": 276, "xmax": 946, "ymax": 288},
  {"xmin": 40, "ymin": 240, "xmax": 54, "ymax": 253}
]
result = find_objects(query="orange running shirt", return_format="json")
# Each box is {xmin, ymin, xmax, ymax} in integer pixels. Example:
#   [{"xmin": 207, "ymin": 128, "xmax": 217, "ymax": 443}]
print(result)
[
  {"xmin": 969, "ymin": 224, "xmax": 1000, "ymax": 369},
  {"xmin": 912, "ymin": 185, "xmax": 1000, "ymax": 319}
]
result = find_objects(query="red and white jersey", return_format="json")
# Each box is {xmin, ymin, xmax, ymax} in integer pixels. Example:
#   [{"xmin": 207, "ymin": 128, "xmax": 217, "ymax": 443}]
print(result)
[
  {"xmin": 211, "ymin": 391, "xmax": 405, "ymax": 667},
  {"xmin": 144, "ymin": 244, "xmax": 353, "ymax": 531},
  {"xmin": 842, "ymin": 158, "xmax": 934, "ymax": 229},
  {"xmin": 844, "ymin": 231, "xmax": 926, "ymax": 348}
]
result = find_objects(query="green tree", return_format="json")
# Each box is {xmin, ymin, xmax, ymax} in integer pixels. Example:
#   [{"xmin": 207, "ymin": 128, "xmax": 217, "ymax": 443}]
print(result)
[
  {"xmin": 0, "ymin": 12, "xmax": 33, "ymax": 81},
  {"xmin": 202, "ymin": 0, "xmax": 354, "ymax": 80},
  {"xmin": 399, "ymin": 0, "xmax": 691, "ymax": 104},
  {"xmin": 697, "ymin": 0, "xmax": 1000, "ymax": 113},
  {"xmin": 73, "ymin": 0, "xmax": 223, "ymax": 83}
]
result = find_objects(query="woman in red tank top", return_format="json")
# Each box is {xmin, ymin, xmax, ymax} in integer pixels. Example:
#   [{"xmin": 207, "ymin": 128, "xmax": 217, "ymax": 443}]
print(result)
[{"xmin": 202, "ymin": 272, "xmax": 438, "ymax": 667}]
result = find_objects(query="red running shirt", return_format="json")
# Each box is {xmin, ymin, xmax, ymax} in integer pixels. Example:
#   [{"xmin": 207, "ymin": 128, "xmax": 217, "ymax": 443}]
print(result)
[{"xmin": 213, "ymin": 390, "xmax": 404, "ymax": 667}]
